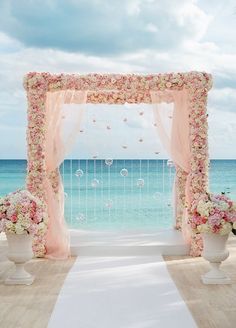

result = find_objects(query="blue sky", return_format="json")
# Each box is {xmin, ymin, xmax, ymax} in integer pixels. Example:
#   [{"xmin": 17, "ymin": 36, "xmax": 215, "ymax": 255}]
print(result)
[{"xmin": 0, "ymin": 0, "xmax": 235, "ymax": 159}]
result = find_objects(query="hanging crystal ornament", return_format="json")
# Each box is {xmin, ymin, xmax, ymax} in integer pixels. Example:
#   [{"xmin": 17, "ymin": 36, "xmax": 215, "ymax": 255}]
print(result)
[
  {"xmin": 76, "ymin": 213, "xmax": 86, "ymax": 222},
  {"xmin": 167, "ymin": 159, "xmax": 175, "ymax": 167},
  {"xmin": 137, "ymin": 178, "xmax": 145, "ymax": 187},
  {"xmin": 105, "ymin": 199, "xmax": 113, "ymax": 209},
  {"xmin": 120, "ymin": 168, "xmax": 128, "ymax": 177},
  {"xmin": 75, "ymin": 169, "xmax": 84, "ymax": 178},
  {"xmin": 106, "ymin": 125, "xmax": 111, "ymax": 130},
  {"xmin": 91, "ymin": 178, "xmax": 100, "ymax": 188},
  {"xmin": 64, "ymin": 192, "xmax": 68, "ymax": 198},
  {"xmin": 105, "ymin": 159, "xmax": 113, "ymax": 166}
]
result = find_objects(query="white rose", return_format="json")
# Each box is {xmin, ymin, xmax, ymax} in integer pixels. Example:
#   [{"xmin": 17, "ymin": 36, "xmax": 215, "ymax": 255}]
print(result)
[
  {"xmin": 197, "ymin": 224, "xmax": 210, "ymax": 233},
  {"xmin": 5, "ymin": 221, "xmax": 15, "ymax": 233},
  {"xmin": 219, "ymin": 222, "xmax": 232, "ymax": 235},
  {"xmin": 38, "ymin": 222, "xmax": 47, "ymax": 233},
  {"xmin": 15, "ymin": 223, "xmax": 25, "ymax": 234},
  {"xmin": 18, "ymin": 217, "xmax": 30, "ymax": 228}
]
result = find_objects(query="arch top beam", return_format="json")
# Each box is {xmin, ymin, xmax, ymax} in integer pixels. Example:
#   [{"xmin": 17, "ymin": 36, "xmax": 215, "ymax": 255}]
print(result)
[{"xmin": 24, "ymin": 71, "xmax": 213, "ymax": 95}]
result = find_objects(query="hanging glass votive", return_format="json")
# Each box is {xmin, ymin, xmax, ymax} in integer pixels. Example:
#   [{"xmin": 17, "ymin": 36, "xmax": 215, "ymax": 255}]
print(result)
[
  {"xmin": 105, "ymin": 159, "xmax": 113, "ymax": 166},
  {"xmin": 137, "ymin": 178, "xmax": 145, "ymax": 188},
  {"xmin": 120, "ymin": 168, "xmax": 128, "ymax": 177},
  {"xmin": 75, "ymin": 169, "xmax": 84, "ymax": 178},
  {"xmin": 91, "ymin": 178, "xmax": 100, "ymax": 188},
  {"xmin": 167, "ymin": 159, "xmax": 175, "ymax": 167},
  {"xmin": 76, "ymin": 213, "xmax": 86, "ymax": 222},
  {"xmin": 105, "ymin": 199, "xmax": 113, "ymax": 209}
]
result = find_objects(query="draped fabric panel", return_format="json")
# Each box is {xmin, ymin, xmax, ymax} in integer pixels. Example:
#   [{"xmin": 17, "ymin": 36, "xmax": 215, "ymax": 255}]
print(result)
[
  {"xmin": 44, "ymin": 90, "xmax": 87, "ymax": 259},
  {"xmin": 151, "ymin": 89, "xmax": 191, "ymax": 242}
]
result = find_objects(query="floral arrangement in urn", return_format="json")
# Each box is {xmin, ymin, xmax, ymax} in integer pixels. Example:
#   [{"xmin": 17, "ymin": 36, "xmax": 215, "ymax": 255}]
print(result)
[
  {"xmin": 189, "ymin": 193, "xmax": 236, "ymax": 235},
  {"xmin": 0, "ymin": 189, "xmax": 47, "ymax": 235}
]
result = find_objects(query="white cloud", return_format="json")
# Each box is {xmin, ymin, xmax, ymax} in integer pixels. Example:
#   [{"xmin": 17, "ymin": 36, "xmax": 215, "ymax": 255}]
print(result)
[
  {"xmin": 0, "ymin": 0, "xmax": 212, "ymax": 55},
  {"xmin": 208, "ymin": 108, "xmax": 236, "ymax": 158},
  {"xmin": 175, "ymin": 1, "xmax": 212, "ymax": 40},
  {"xmin": 208, "ymin": 88, "xmax": 236, "ymax": 112}
]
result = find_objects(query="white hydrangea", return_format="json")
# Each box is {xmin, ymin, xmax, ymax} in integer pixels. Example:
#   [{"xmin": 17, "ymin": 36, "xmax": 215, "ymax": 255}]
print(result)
[{"xmin": 197, "ymin": 200, "xmax": 213, "ymax": 217}]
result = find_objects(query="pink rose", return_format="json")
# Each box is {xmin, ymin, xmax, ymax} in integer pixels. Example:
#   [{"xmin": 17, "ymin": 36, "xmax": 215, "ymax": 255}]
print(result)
[{"xmin": 11, "ymin": 214, "xmax": 18, "ymax": 223}]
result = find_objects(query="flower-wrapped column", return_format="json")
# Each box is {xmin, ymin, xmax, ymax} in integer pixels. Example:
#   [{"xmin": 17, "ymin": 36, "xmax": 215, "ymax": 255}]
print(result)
[
  {"xmin": 188, "ymin": 83, "xmax": 210, "ymax": 256},
  {"xmin": 25, "ymin": 76, "xmax": 48, "ymax": 257}
]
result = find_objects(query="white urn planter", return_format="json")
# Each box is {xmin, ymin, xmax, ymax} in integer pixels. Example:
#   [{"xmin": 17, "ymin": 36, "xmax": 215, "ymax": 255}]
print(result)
[
  {"xmin": 201, "ymin": 233, "xmax": 231, "ymax": 285},
  {"xmin": 5, "ymin": 233, "xmax": 34, "ymax": 285}
]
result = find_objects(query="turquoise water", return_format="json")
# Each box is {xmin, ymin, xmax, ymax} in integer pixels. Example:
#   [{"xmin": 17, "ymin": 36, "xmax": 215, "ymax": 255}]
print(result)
[{"xmin": 0, "ymin": 160, "xmax": 235, "ymax": 230}]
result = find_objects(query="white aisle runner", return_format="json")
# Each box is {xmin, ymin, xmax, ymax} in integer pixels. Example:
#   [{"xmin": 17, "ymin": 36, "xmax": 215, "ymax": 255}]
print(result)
[{"xmin": 48, "ymin": 255, "xmax": 197, "ymax": 328}]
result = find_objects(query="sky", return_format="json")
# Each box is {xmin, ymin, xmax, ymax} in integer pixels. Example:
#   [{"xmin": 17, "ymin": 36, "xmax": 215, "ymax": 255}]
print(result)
[{"xmin": 0, "ymin": 0, "xmax": 235, "ymax": 159}]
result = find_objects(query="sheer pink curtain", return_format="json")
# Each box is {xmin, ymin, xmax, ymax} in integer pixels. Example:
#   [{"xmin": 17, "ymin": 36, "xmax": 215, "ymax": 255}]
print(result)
[
  {"xmin": 151, "ymin": 89, "xmax": 191, "ymax": 242},
  {"xmin": 44, "ymin": 90, "xmax": 87, "ymax": 259}
]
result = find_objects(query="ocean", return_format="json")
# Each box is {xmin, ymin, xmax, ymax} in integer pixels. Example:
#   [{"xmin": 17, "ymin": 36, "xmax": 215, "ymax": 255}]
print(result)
[{"xmin": 0, "ymin": 160, "xmax": 235, "ymax": 230}]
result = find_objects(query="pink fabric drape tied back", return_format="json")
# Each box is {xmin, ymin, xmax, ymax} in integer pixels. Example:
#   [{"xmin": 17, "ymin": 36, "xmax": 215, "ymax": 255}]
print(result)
[
  {"xmin": 44, "ymin": 90, "xmax": 88, "ymax": 259},
  {"xmin": 151, "ymin": 89, "xmax": 191, "ymax": 243}
]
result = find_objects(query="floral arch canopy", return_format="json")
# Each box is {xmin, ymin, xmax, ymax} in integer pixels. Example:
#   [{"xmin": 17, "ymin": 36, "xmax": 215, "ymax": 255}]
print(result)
[{"xmin": 24, "ymin": 71, "xmax": 212, "ymax": 258}]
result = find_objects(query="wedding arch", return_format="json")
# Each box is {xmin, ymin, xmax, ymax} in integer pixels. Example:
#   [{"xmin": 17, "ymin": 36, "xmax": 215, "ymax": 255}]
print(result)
[{"xmin": 24, "ymin": 71, "xmax": 212, "ymax": 259}]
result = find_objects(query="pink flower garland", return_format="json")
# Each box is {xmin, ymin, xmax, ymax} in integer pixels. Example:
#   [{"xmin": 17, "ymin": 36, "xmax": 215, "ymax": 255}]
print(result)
[{"xmin": 24, "ymin": 71, "xmax": 212, "ymax": 257}]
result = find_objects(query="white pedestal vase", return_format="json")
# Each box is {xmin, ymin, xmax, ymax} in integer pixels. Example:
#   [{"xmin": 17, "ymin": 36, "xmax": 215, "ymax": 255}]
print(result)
[
  {"xmin": 5, "ymin": 233, "xmax": 34, "ymax": 285},
  {"xmin": 201, "ymin": 233, "xmax": 231, "ymax": 285}
]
